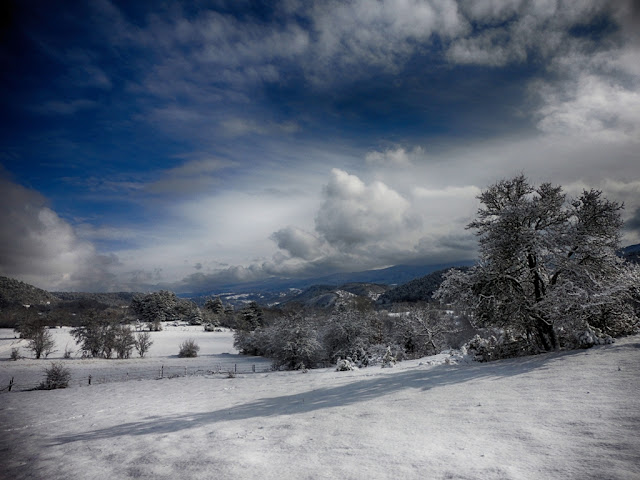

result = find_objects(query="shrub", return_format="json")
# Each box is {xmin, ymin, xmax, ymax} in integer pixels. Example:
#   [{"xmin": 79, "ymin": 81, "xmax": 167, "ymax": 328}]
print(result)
[
  {"xmin": 336, "ymin": 358, "xmax": 357, "ymax": 371},
  {"xmin": 178, "ymin": 338, "xmax": 200, "ymax": 357},
  {"xmin": 10, "ymin": 347, "xmax": 21, "ymax": 361},
  {"xmin": 63, "ymin": 344, "xmax": 74, "ymax": 359},
  {"xmin": 40, "ymin": 362, "xmax": 71, "ymax": 390}
]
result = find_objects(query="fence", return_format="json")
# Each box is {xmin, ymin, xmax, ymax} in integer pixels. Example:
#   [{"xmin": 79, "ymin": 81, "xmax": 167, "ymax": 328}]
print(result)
[{"xmin": 0, "ymin": 362, "xmax": 273, "ymax": 393}]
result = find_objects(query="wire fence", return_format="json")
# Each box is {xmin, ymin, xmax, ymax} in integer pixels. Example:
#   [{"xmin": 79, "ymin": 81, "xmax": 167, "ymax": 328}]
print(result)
[{"xmin": 0, "ymin": 361, "xmax": 273, "ymax": 393}]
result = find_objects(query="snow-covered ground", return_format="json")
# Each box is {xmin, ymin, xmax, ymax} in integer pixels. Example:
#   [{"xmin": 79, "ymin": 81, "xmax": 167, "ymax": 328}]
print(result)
[
  {"xmin": 0, "ymin": 326, "xmax": 272, "ymax": 390},
  {"xmin": 1, "ymin": 330, "xmax": 639, "ymax": 480}
]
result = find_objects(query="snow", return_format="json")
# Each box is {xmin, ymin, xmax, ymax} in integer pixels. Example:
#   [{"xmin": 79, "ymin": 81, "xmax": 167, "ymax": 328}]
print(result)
[
  {"xmin": 1, "ymin": 329, "xmax": 639, "ymax": 480},
  {"xmin": 0, "ymin": 327, "xmax": 271, "ymax": 390}
]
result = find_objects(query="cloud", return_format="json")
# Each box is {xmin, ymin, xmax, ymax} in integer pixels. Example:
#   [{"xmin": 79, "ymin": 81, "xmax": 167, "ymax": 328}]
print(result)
[
  {"xmin": 315, "ymin": 169, "xmax": 413, "ymax": 248},
  {"xmin": 413, "ymin": 185, "xmax": 480, "ymax": 199},
  {"xmin": 0, "ymin": 176, "xmax": 118, "ymax": 291},
  {"xmin": 365, "ymin": 147, "xmax": 423, "ymax": 167},
  {"xmin": 534, "ymin": 70, "xmax": 640, "ymax": 142},
  {"xmin": 270, "ymin": 227, "xmax": 324, "ymax": 261}
]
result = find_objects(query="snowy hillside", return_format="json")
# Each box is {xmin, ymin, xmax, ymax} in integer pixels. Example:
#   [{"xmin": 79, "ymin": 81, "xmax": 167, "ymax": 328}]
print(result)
[{"xmin": 1, "ymin": 331, "xmax": 639, "ymax": 479}]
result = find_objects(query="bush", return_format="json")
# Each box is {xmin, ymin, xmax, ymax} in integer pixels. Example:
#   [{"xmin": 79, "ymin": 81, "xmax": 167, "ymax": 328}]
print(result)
[
  {"xmin": 63, "ymin": 344, "xmax": 74, "ymax": 359},
  {"xmin": 178, "ymin": 338, "xmax": 200, "ymax": 357},
  {"xmin": 336, "ymin": 358, "xmax": 357, "ymax": 371},
  {"xmin": 10, "ymin": 347, "xmax": 21, "ymax": 361},
  {"xmin": 40, "ymin": 362, "xmax": 71, "ymax": 390},
  {"xmin": 465, "ymin": 333, "xmax": 538, "ymax": 362}
]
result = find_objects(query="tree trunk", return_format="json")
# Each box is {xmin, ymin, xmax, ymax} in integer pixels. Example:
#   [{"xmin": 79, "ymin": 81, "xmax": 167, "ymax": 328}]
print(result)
[{"xmin": 535, "ymin": 316, "xmax": 558, "ymax": 351}]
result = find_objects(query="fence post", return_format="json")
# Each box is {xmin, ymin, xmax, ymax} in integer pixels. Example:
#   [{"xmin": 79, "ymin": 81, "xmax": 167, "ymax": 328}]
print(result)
[
  {"xmin": 8, "ymin": 377, "xmax": 13, "ymax": 392},
  {"xmin": 252, "ymin": 364, "xmax": 255, "ymax": 373},
  {"xmin": 88, "ymin": 375, "xmax": 91, "ymax": 386}
]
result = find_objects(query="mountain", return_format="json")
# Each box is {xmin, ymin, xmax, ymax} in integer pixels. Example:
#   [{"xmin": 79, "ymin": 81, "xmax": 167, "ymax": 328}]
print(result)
[
  {"xmin": 282, "ymin": 282, "xmax": 389, "ymax": 309},
  {"xmin": 0, "ymin": 276, "xmax": 59, "ymax": 307},
  {"xmin": 184, "ymin": 261, "xmax": 474, "ymax": 304}
]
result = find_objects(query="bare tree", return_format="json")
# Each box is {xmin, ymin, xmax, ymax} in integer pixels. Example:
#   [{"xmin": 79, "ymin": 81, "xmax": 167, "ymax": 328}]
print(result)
[
  {"xmin": 26, "ymin": 326, "xmax": 56, "ymax": 359},
  {"xmin": 134, "ymin": 331, "xmax": 153, "ymax": 358}
]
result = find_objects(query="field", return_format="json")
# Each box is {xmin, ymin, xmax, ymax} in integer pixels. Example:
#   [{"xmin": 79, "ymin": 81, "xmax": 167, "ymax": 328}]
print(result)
[
  {"xmin": 0, "ymin": 326, "xmax": 271, "ymax": 391},
  {"xmin": 1, "ymin": 328, "xmax": 639, "ymax": 479}
]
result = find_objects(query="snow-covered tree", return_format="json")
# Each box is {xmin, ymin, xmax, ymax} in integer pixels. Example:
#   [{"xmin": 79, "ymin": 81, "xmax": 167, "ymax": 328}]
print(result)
[
  {"xmin": 395, "ymin": 307, "xmax": 461, "ymax": 357},
  {"xmin": 269, "ymin": 313, "xmax": 322, "ymax": 370},
  {"xmin": 435, "ymin": 175, "xmax": 639, "ymax": 352},
  {"xmin": 322, "ymin": 309, "xmax": 374, "ymax": 365},
  {"xmin": 130, "ymin": 290, "xmax": 179, "ymax": 330}
]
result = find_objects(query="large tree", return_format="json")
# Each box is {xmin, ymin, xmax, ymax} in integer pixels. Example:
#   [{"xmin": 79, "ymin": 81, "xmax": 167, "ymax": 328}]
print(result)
[{"xmin": 435, "ymin": 175, "xmax": 639, "ymax": 352}]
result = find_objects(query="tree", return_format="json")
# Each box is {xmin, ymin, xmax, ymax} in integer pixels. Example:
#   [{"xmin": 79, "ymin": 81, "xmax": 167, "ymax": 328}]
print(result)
[
  {"xmin": 15, "ymin": 315, "xmax": 56, "ymax": 359},
  {"xmin": 238, "ymin": 301, "xmax": 264, "ymax": 331},
  {"xmin": 71, "ymin": 318, "xmax": 108, "ymax": 357},
  {"xmin": 322, "ymin": 309, "xmax": 374, "ymax": 364},
  {"xmin": 205, "ymin": 296, "xmax": 224, "ymax": 315},
  {"xmin": 134, "ymin": 331, "xmax": 153, "ymax": 358},
  {"xmin": 130, "ymin": 290, "xmax": 178, "ymax": 330},
  {"xmin": 435, "ymin": 175, "xmax": 639, "ymax": 352},
  {"xmin": 269, "ymin": 313, "xmax": 322, "ymax": 370},
  {"xmin": 27, "ymin": 326, "xmax": 56, "ymax": 359},
  {"xmin": 394, "ymin": 306, "xmax": 461, "ymax": 357},
  {"xmin": 113, "ymin": 325, "xmax": 135, "ymax": 359}
]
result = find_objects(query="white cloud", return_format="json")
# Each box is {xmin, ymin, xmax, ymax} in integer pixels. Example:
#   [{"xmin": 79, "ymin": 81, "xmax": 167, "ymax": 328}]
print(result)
[
  {"xmin": 315, "ymin": 169, "xmax": 413, "ymax": 247},
  {"xmin": 413, "ymin": 185, "xmax": 480, "ymax": 199},
  {"xmin": 0, "ymin": 177, "xmax": 118, "ymax": 291},
  {"xmin": 535, "ymin": 71, "xmax": 640, "ymax": 142}
]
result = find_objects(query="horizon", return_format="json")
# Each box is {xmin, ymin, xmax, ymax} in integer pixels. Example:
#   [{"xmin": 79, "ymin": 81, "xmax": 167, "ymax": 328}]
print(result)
[{"xmin": 2, "ymin": 1, "xmax": 640, "ymax": 293}]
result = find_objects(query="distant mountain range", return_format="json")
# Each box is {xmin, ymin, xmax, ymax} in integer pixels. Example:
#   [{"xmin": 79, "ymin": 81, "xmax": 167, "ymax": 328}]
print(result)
[
  {"xmin": 184, "ymin": 261, "xmax": 474, "ymax": 306},
  {"xmin": 1, "ymin": 242, "xmax": 638, "ymax": 312}
]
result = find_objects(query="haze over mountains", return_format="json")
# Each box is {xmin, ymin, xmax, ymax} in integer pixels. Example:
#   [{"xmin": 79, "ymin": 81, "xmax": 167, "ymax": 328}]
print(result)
[{"xmin": 2, "ymin": 242, "xmax": 638, "ymax": 313}]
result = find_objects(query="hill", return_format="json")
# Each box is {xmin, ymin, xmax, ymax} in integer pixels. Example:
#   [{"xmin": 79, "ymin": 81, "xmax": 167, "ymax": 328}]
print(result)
[
  {"xmin": 282, "ymin": 282, "xmax": 388, "ymax": 309},
  {"xmin": 376, "ymin": 267, "xmax": 469, "ymax": 305},
  {"xmin": 0, "ymin": 276, "xmax": 59, "ymax": 307},
  {"xmin": 52, "ymin": 291, "xmax": 137, "ymax": 307}
]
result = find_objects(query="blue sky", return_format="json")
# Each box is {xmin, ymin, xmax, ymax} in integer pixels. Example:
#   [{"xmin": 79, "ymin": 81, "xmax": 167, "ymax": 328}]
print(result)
[{"xmin": 1, "ymin": 0, "xmax": 640, "ymax": 293}]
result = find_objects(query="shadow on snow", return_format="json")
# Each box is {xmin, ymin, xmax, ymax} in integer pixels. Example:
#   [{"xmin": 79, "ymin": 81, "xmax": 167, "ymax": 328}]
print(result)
[{"xmin": 48, "ymin": 347, "xmax": 606, "ymax": 446}]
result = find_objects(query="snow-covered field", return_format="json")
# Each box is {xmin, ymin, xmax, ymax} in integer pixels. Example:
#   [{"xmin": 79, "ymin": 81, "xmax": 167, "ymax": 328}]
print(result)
[
  {"xmin": 0, "ymin": 326, "xmax": 272, "ymax": 390},
  {"xmin": 1, "ymin": 330, "xmax": 639, "ymax": 480}
]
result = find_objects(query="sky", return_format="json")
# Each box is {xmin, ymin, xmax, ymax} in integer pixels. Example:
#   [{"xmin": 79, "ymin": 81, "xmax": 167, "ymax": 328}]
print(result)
[{"xmin": 1, "ymin": 0, "xmax": 640, "ymax": 293}]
